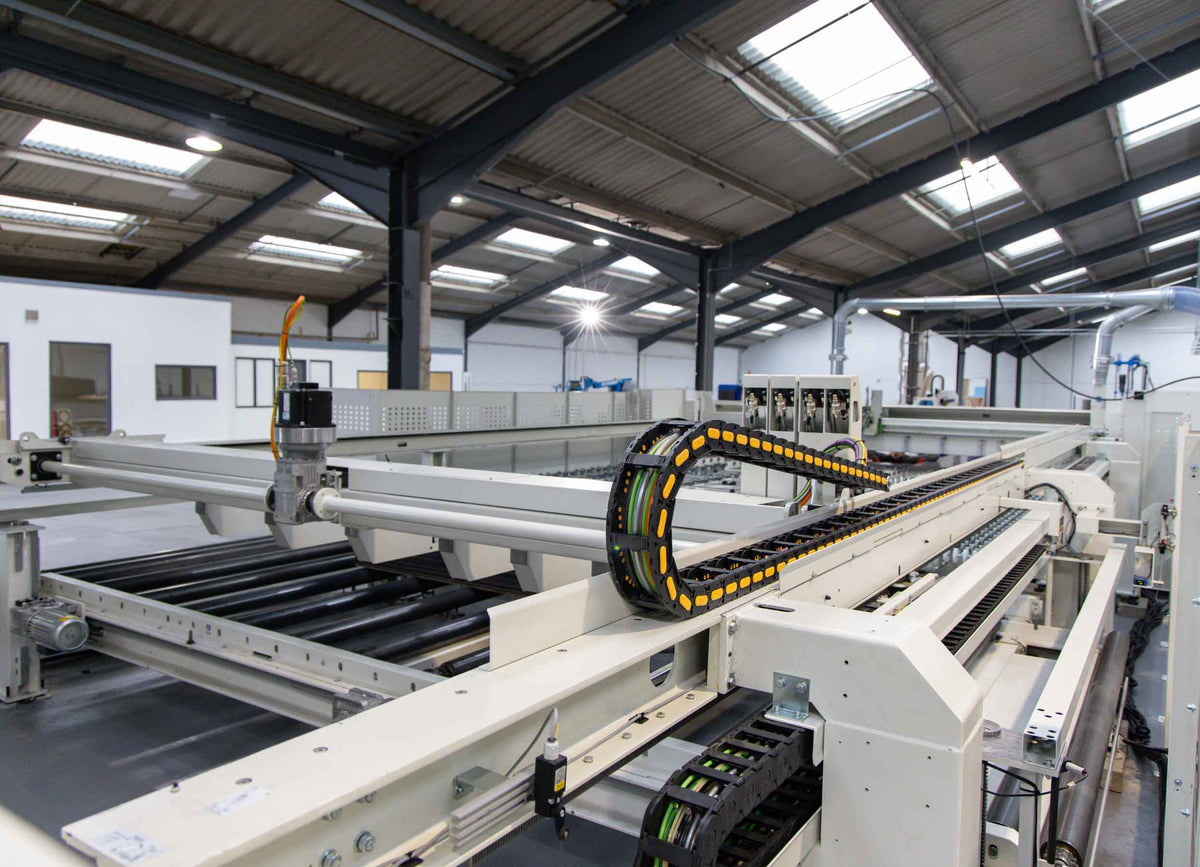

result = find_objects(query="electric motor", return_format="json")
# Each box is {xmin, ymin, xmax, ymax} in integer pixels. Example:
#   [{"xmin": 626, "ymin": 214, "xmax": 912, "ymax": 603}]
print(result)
[{"xmin": 13, "ymin": 599, "xmax": 89, "ymax": 652}]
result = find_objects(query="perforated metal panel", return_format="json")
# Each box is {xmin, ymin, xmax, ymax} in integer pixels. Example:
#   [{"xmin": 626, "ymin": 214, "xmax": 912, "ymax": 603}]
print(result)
[
  {"xmin": 378, "ymin": 392, "xmax": 451, "ymax": 434},
  {"xmin": 330, "ymin": 389, "xmax": 376, "ymax": 436},
  {"xmin": 569, "ymin": 392, "xmax": 613, "ymax": 425},
  {"xmin": 612, "ymin": 392, "xmax": 629, "ymax": 422},
  {"xmin": 516, "ymin": 393, "xmax": 567, "ymax": 428},
  {"xmin": 454, "ymin": 392, "xmax": 514, "ymax": 430}
]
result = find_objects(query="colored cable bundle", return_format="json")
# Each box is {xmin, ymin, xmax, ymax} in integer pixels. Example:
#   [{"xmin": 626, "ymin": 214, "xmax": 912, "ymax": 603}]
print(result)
[
  {"xmin": 270, "ymin": 294, "xmax": 306, "ymax": 460},
  {"xmin": 607, "ymin": 419, "xmax": 889, "ymax": 618}
]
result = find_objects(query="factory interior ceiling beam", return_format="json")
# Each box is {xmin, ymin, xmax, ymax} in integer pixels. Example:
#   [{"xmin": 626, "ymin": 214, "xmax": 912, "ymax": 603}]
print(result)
[{"xmin": 708, "ymin": 34, "xmax": 1200, "ymax": 288}]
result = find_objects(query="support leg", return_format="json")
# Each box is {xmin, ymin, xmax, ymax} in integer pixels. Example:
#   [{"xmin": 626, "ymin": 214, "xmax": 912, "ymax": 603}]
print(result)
[{"xmin": 1, "ymin": 522, "xmax": 45, "ymax": 703}]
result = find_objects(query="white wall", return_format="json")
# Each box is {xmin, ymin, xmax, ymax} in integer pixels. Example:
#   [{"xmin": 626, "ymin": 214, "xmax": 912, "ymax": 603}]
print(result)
[
  {"xmin": 995, "ymin": 352, "xmax": 1017, "ymax": 408},
  {"xmin": 1021, "ymin": 309, "xmax": 1200, "ymax": 408},
  {"xmin": 2, "ymin": 280, "xmax": 235, "ymax": 441}
]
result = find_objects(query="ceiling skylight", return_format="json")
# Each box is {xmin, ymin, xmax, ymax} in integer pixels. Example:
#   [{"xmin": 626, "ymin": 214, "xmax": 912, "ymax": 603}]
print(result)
[
  {"xmin": 431, "ymin": 264, "xmax": 506, "ymax": 288},
  {"xmin": 22, "ymin": 119, "xmax": 205, "ymax": 176},
  {"xmin": 550, "ymin": 285, "xmax": 608, "ymax": 302},
  {"xmin": 800, "ymin": 307, "xmax": 824, "ymax": 318},
  {"xmin": 1038, "ymin": 267, "xmax": 1088, "ymax": 289},
  {"xmin": 610, "ymin": 256, "xmax": 659, "ymax": 277},
  {"xmin": 739, "ymin": 0, "xmax": 933, "ymax": 128},
  {"xmin": 248, "ymin": 235, "xmax": 362, "ymax": 267},
  {"xmin": 0, "ymin": 194, "xmax": 132, "ymax": 232},
  {"xmin": 1148, "ymin": 229, "xmax": 1200, "ymax": 253},
  {"xmin": 1118, "ymin": 68, "xmax": 1200, "ymax": 148},
  {"xmin": 1138, "ymin": 175, "xmax": 1200, "ymax": 216},
  {"xmin": 636, "ymin": 301, "xmax": 683, "ymax": 316},
  {"xmin": 756, "ymin": 322, "xmax": 788, "ymax": 333},
  {"xmin": 917, "ymin": 156, "xmax": 1021, "ymax": 216},
  {"xmin": 999, "ymin": 228, "xmax": 1063, "ymax": 259},
  {"xmin": 317, "ymin": 191, "xmax": 367, "ymax": 215},
  {"xmin": 715, "ymin": 313, "xmax": 743, "ymax": 325},
  {"xmin": 494, "ymin": 227, "xmax": 573, "ymax": 255},
  {"xmin": 752, "ymin": 292, "xmax": 792, "ymax": 308}
]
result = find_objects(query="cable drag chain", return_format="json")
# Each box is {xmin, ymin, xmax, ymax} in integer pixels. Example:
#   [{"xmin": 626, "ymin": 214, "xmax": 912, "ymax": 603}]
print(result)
[
  {"xmin": 607, "ymin": 418, "xmax": 1019, "ymax": 618},
  {"xmin": 634, "ymin": 703, "xmax": 821, "ymax": 867}
]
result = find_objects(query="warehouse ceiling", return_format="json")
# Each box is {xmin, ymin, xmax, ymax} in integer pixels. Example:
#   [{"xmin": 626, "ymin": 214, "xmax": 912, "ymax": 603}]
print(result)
[{"xmin": 0, "ymin": 0, "xmax": 1196, "ymax": 352}]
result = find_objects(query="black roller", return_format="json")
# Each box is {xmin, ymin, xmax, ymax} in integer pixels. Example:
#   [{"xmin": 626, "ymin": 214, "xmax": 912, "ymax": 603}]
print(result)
[
  {"xmin": 188, "ymin": 566, "xmax": 378, "ymax": 617},
  {"xmin": 65, "ymin": 538, "xmax": 275, "ymax": 581},
  {"xmin": 235, "ymin": 577, "xmax": 424, "ymax": 630},
  {"xmin": 439, "ymin": 647, "xmax": 489, "ymax": 676},
  {"xmin": 986, "ymin": 769, "xmax": 1022, "ymax": 830},
  {"xmin": 146, "ymin": 553, "xmax": 358, "ymax": 604},
  {"xmin": 1054, "ymin": 631, "xmax": 1130, "ymax": 867},
  {"xmin": 369, "ymin": 612, "xmax": 490, "ymax": 662},
  {"xmin": 290, "ymin": 587, "xmax": 486, "ymax": 644},
  {"xmin": 98, "ymin": 542, "xmax": 352, "ymax": 593}
]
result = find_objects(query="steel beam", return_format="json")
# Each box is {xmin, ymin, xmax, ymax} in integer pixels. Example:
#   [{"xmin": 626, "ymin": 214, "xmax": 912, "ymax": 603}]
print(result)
[
  {"xmin": 412, "ymin": 0, "xmax": 741, "ymax": 219},
  {"xmin": 713, "ymin": 297, "xmax": 829, "ymax": 346},
  {"xmin": 560, "ymin": 282, "xmax": 691, "ymax": 341},
  {"xmin": 0, "ymin": 33, "xmax": 394, "ymax": 184},
  {"xmin": 463, "ymin": 250, "xmax": 621, "ymax": 337},
  {"xmin": 136, "ymin": 174, "xmax": 310, "ymax": 289},
  {"xmin": 638, "ymin": 288, "xmax": 779, "ymax": 351},
  {"xmin": 328, "ymin": 279, "xmax": 384, "ymax": 331},
  {"xmin": 337, "ymin": 0, "xmax": 527, "ymax": 81},
  {"xmin": 0, "ymin": 0, "xmax": 430, "ymax": 140},
  {"xmin": 711, "ymin": 35, "xmax": 1200, "ymax": 286},
  {"xmin": 433, "ymin": 213, "xmax": 522, "ymax": 263}
]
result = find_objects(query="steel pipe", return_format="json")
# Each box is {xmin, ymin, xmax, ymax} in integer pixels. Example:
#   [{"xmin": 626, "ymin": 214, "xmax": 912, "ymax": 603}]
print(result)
[
  {"xmin": 1092, "ymin": 306, "xmax": 1151, "ymax": 393},
  {"xmin": 291, "ymin": 587, "xmax": 485, "ymax": 644},
  {"xmin": 40, "ymin": 460, "xmax": 269, "ymax": 511},
  {"xmin": 830, "ymin": 286, "xmax": 1200, "ymax": 375},
  {"xmin": 1054, "ymin": 630, "xmax": 1130, "ymax": 867},
  {"xmin": 188, "ymin": 566, "xmax": 378, "ymax": 617},
  {"xmin": 146, "ymin": 552, "xmax": 358, "ymax": 603}
]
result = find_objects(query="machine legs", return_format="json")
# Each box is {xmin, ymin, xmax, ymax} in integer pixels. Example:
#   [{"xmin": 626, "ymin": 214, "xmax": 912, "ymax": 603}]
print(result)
[{"xmin": 1, "ymin": 522, "xmax": 45, "ymax": 703}]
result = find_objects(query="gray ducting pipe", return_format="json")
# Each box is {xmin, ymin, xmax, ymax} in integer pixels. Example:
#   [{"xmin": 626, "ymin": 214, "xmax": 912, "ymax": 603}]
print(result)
[
  {"xmin": 830, "ymin": 286, "xmax": 1200, "ymax": 374},
  {"xmin": 1053, "ymin": 630, "xmax": 1130, "ymax": 867},
  {"xmin": 1092, "ymin": 306, "xmax": 1151, "ymax": 394}
]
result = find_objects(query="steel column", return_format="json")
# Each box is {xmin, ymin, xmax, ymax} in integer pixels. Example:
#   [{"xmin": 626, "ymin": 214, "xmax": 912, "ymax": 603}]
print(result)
[
  {"xmin": 1014, "ymin": 355, "xmax": 1022, "ymax": 407},
  {"xmin": 387, "ymin": 164, "xmax": 424, "ymax": 389},
  {"xmin": 989, "ymin": 350, "xmax": 999, "ymax": 407},
  {"xmin": 905, "ymin": 330, "xmax": 921, "ymax": 404},
  {"xmin": 695, "ymin": 257, "xmax": 716, "ymax": 392},
  {"xmin": 955, "ymin": 339, "xmax": 966, "ymax": 403}
]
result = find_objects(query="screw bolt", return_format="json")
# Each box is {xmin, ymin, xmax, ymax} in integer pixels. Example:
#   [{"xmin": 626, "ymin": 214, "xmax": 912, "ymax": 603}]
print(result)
[
  {"xmin": 1176, "ymin": 779, "xmax": 1184, "ymax": 786},
  {"xmin": 324, "ymin": 808, "xmax": 343, "ymax": 821},
  {"xmin": 320, "ymin": 849, "xmax": 342, "ymax": 867},
  {"xmin": 1184, "ymin": 809, "xmax": 1193, "ymax": 817},
  {"xmin": 655, "ymin": 711, "xmax": 666, "ymax": 719},
  {"xmin": 355, "ymin": 832, "xmax": 376, "ymax": 853},
  {"xmin": 582, "ymin": 755, "xmax": 594, "ymax": 764},
  {"xmin": 621, "ymin": 732, "xmax": 632, "ymax": 740},
  {"xmin": 1189, "ymin": 704, "xmax": 1197, "ymax": 713}
]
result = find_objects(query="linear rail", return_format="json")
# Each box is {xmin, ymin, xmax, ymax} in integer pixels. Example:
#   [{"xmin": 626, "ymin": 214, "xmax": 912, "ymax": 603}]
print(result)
[{"xmin": 607, "ymin": 420, "xmax": 888, "ymax": 618}]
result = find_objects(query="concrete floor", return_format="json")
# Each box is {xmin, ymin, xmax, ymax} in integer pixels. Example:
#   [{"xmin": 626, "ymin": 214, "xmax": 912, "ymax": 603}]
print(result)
[{"xmin": 0, "ymin": 489, "xmax": 1172, "ymax": 865}]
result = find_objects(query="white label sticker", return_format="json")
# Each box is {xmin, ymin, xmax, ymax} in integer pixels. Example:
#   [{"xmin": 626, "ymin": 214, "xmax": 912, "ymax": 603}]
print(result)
[
  {"xmin": 208, "ymin": 786, "xmax": 270, "ymax": 816},
  {"xmin": 90, "ymin": 830, "xmax": 161, "ymax": 863}
]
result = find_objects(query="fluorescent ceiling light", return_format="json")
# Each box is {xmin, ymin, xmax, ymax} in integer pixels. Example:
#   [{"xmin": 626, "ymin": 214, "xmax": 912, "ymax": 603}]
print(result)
[
  {"xmin": 999, "ymin": 228, "xmax": 1063, "ymax": 259},
  {"xmin": 550, "ymin": 285, "xmax": 608, "ymax": 302},
  {"xmin": 917, "ymin": 156, "xmax": 1021, "ymax": 215},
  {"xmin": 799, "ymin": 307, "xmax": 824, "ymax": 319},
  {"xmin": 1139, "ymin": 175, "xmax": 1200, "ymax": 216},
  {"xmin": 185, "ymin": 135, "xmax": 222, "ymax": 153},
  {"xmin": 431, "ymin": 264, "xmax": 506, "ymax": 287},
  {"xmin": 22, "ymin": 119, "xmax": 204, "ymax": 176},
  {"xmin": 610, "ymin": 256, "xmax": 658, "ymax": 277},
  {"xmin": 450, "ymin": 195, "xmax": 466, "ymax": 206},
  {"xmin": 753, "ymin": 292, "xmax": 791, "ymax": 308},
  {"xmin": 719, "ymin": 283, "xmax": 740, "ymax": 294},
  {"xmin": 249, "ymin": 234, "xmax": 361, "ymax": 266},
  {"xmin": 1148, "ymin": 229, "xmax": 1200, "ymax": 253},
  {"xmin": 636, "ymin": 301, "xmax": 683, "ymax": 316},
  {"xmin": 1038, "ymin": 267, "xmax": 1088, "ymax": 288},
  {"xmin": 756, "ymin": 322, "xmax": 788, "ymax": 333},
  {"xmin": 592, "ymin": 237, "xmax": 610, "ymax": 247},
  {"xmin": 1118, "ymin": 68, "xmax": 1200, "ymax": 148},
  {"xmin": 494, "ymin": 227, "xmax": 573, "ymax": 255},
  {"xmin": 0, "ymin": 194, "xmax": 131, "ymax": 231},
  {"xmin": 882, "ymin": 307, "xmax": 901, "ymax": 316},
  {"xmin": 739, "ymin": 0, "xmax": 933, "ymax": 128},
  {"xmin": 317, "ymin": 191, "xmax": 367, "ymax": 215},
  {"xmin": 715, "ymin": 313, "xmax": 743, "ymax": 325}
]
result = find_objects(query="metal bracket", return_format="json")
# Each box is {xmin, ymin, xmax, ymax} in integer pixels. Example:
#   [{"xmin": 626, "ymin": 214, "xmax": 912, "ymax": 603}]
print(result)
[
  {"xmin": 332, "ymin": 687, "xmax": 389, "ymax": 722},
  {"xmin": 770, "ymin": 672, "xmax": 810, "ymax": 722},
  {"xmin": 452, "ymin": 766, "xmax": 508, "ymax": 801}
]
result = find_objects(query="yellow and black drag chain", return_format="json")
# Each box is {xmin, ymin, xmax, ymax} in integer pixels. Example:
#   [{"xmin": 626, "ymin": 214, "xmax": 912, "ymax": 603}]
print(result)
[{"xmin": 606, "ymin": 418, "xmax": 889, "ymax": 618}]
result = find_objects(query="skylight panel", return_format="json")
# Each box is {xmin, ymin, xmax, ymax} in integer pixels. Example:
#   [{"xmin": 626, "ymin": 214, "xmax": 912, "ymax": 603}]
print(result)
[
  {"xmin": 249, "ymin": 235, "xmax": 362, "ymax": 267},
  {"xmin": 317, "ymin": 192, "xmax": 367, "ymax": 215},
  {"xmin": 494, "ymin": 228, "xmax": 573, "ymax": 255},
  {"xmin": 0, "ymin": 194, "xmax": 131, "ymax": 232},
  {"xmin": 917, "ymin": 156, "xmax": 1021, "ymax": 215},
  {"xmin": 1118, "ymin": 68, "xmax": 1200, "ymax": 148},
  {"xmin": 610, "ymin": 256, "xmax": 658, "ymax": 277},
  {"xmin": 1148, "ymin": 229, "xmax": 1200, "ymax": 253},
  {"xmin": 800, "ymin": 307, "xmax": 824, "ymax": 318},
  {"xmin": 636, "ymin": 301, "xmax": 683, "ymax": 316},
  {"xmin": 715, "ymin": 313, "xmax": 743, "ymax": 325},
  {"xmin": 550, "ymin": 285, "xmax": 608, "ymax": 302},
  {"xmin": 752, "ymin": 292, "xmax": 791, "ymax": 308},
  {"xmin": 999, "ymin": 228, "xmax": 1062, "ymax": 259},
  {"xmin": 1038, "ymin": 267, "xmax": 1088, "ymax": 288},
  {"xmin": 1138, "ymin": 175, "xmax": 1200, "ymax": 216},
  {"xmin": 22, "ymin": 119, "xmax": 204, "ymax": 176},
  {"xmin": 431, "ymin": 264, "xmax": 506, "ymax": 287},
  {"xmin": 756, "ymin": 322, "xmax": 788, "ymax": 333},
  {"xmin": 740, "ymin": 0, "xmax": 933, "ymax": 128}
]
